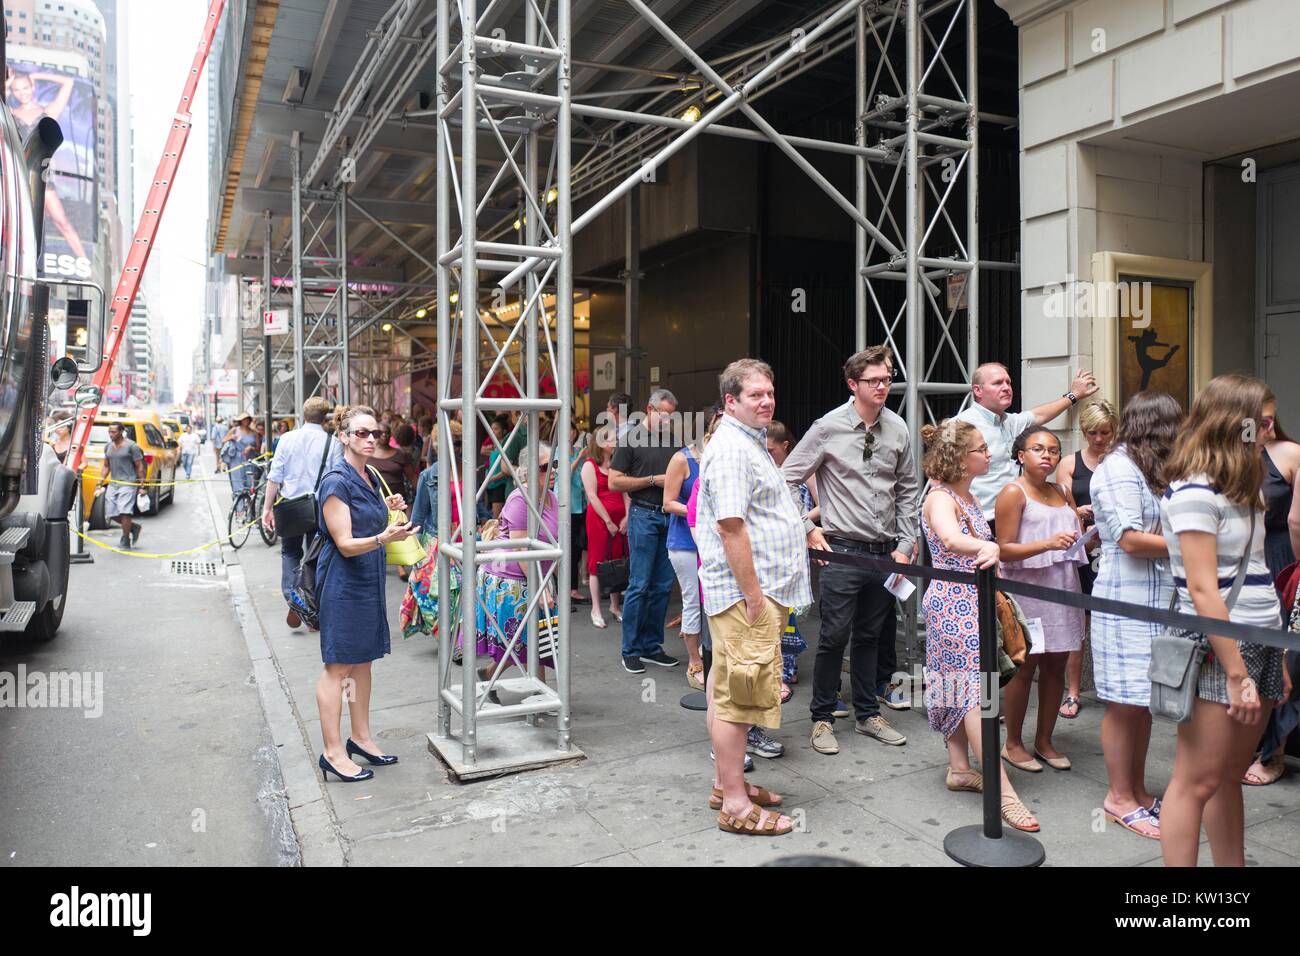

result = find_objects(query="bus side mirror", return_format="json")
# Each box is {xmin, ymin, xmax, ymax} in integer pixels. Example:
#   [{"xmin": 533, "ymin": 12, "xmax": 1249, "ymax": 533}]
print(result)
[
  {"xmin": 50, "ymin": 356, "xmax": 78, "ymax": 390},
  {"xmin": 47, "ymin": 279, "xmax": 107, "ymax": 374}
]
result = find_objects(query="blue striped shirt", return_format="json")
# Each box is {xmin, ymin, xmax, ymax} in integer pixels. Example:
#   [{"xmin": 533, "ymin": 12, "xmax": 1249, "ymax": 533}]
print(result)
[{"xmin": 696, "ymin": 415, "xmax": 812, "ymax": 616}]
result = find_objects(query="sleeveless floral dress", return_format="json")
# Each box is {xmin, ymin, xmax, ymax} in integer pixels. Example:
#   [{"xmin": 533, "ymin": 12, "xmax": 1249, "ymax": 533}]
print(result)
[{"xmin": 921, "ymin": 486, "xmax": 989, "ymax": 740}]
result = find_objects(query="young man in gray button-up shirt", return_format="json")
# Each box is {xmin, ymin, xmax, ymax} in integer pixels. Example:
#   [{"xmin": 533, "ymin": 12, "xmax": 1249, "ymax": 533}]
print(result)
[{"xmin": 782, "ymin": 345, "xmax": 919, "ymax": 756}]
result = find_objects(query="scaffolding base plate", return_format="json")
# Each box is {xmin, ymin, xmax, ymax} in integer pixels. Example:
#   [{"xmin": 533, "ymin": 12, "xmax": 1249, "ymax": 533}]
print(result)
[{"xmin": 427, "ymin": 725, "xmax": 584, "ymax": 783}]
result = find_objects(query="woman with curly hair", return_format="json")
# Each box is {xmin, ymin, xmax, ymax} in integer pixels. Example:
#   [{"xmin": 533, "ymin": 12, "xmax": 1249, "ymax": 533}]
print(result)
[{"xmin": 920, "ymin": 418, "xmax": 1039, "ymax": 833}]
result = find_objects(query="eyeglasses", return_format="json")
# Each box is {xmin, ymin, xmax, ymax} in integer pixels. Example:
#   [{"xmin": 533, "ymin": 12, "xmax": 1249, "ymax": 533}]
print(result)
[
  {"xmin": 856, "ymin": 375, "xmax": 893, "ymax": 390},
  {"xmin": 968, "ymin": 444, "xmax": 990, "ymax": 455},
  {"xmin": 862, "ymin": 430, "xmax": 876, "ymax": 462},
  {"xmin": 350, "ymin": 428, "xmax": 382, "ymax": 439},
  {"xmin": 1024, "ymin": 444, "xmax": 1061, "ymax": 458}
]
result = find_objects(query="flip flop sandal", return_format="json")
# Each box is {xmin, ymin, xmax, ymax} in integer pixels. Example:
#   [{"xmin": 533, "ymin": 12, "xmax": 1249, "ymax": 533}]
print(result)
[
  {"xmin": 1000, "ymin": 796, "xmax": 1041, "ymax": 833},
  {"xmin": 717, "ymin": 804, "xmax": 793, "ymax": 836},
  {"xmin": 946, "ymin": 768, "xmax": 984, "ymax": 793},
  {"xmin": 1058, "ymin": 695, "xmax": 1081, "ymax": 719},
  {"xmin": 779, "ymin": 685, "xmax": 793, "ymax": 704},
  {"xmin": 709, "ymin": 784, "xmax": 782, "ymax": 810},
  {"xmin": 1105, "ymin": 804, "xmax": 1160, "ymax": 840}
]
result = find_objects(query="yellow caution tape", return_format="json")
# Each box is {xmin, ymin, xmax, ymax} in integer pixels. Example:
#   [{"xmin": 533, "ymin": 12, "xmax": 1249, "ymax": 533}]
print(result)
[{"xmin": 71, "ymin": 516, "xmax": 267, "ymax": 558}]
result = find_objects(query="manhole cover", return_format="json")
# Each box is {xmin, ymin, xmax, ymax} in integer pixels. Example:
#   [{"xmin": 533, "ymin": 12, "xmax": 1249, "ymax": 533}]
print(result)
[{"xmin": 167, "ymin": 559, "xmax": 223, "ymax": 578}]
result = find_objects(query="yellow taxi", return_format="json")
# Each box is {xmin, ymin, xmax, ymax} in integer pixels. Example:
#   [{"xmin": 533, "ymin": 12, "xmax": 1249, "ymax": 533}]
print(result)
[{"xmin": 80, "ymin": 408, "xmax": 181, "ymax": 529}]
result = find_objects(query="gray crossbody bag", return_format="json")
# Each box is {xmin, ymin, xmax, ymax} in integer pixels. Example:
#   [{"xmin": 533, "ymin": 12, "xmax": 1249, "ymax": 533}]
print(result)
[{"xmin": 1148, "ymin": 511, "xmax": 1254, "ymax": 724}]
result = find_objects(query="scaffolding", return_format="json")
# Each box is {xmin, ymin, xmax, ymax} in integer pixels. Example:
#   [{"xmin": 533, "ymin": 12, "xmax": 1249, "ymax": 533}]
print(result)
[{"xmin": 233, "ymin": 0, "xmax": 1015, "ymax": 776}]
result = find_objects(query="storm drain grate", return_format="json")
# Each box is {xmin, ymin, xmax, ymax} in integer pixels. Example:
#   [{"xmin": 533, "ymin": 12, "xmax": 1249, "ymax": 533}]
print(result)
[{"xmin": 167, "ymin": 559, "xmax": 223, "ymax": 578}]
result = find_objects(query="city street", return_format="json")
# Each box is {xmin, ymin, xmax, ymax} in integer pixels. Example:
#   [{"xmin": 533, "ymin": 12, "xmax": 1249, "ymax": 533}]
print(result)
[{"xmin": 3, "ymin": 452, "xmax": 1296, "ymax": 867}]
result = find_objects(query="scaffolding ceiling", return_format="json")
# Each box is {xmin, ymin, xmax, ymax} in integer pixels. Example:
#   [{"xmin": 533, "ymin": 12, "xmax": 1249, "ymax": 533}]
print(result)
[{"xmin": 218, "ymin": 0, "xmax": 859, "ymax": 269}]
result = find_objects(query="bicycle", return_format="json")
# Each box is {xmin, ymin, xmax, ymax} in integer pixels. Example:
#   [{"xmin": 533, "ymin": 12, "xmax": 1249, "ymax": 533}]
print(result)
[{"xmin": 228, "ymin": 466, "xmax": 278, "ymax": 549}]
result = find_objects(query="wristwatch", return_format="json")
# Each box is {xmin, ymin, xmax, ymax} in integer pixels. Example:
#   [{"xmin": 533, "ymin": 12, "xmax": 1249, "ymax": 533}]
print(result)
[{"xmin": 1063, "ymin": 391, "xmax": 1077, "ymax": 405}]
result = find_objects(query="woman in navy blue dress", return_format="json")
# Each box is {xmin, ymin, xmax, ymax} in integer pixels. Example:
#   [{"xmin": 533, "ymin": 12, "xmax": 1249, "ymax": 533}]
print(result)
[{"xmin": 315, "ymin": 406, "xmax": 421, "ymax": 782}]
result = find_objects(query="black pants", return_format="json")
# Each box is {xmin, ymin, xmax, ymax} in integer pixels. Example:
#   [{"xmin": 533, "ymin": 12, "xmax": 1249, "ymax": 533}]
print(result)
[
  {"xmin": 809, "ymin": 543, "xmax": 899, "ymax": 724},
  {"xmin": 571, "ymin": 513, "xmax": 587, "ymax": 590}
]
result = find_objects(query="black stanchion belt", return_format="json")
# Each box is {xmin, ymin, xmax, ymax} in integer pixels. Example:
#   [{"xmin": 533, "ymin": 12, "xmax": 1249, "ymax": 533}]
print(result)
[{"xmin": 813, "ymin": 547, "xmax": 1300, "ymax": 653}]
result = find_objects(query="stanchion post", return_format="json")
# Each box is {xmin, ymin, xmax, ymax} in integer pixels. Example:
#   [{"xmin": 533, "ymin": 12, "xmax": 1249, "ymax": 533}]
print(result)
[
  {"xmin": 943, "ymin": 564, "xmax": 1044, "ymax": 867},
  {"xmin": 70, "ymin": 472, "xmax": 93, "ymax": 565}
]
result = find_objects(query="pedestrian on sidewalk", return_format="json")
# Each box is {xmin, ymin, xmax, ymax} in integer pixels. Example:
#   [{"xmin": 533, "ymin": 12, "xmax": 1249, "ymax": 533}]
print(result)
[
  {"xmin": 995, "ymin": 425, "xmax": 1087, "ymax": 775},
  {"xmin": 96, "ymin": 421, "xmax": 145, "ymax": 550},
  {"xmin": 220, "ymin": 413, "xmax": 258, "ymax": 494},
  {"xmin": 1089, "ymin": 390, "xmax": 1181, "ymax": 840},
  {"xmin": 663, "ymin": 404, "xmax": 721, "ymax": 691},
  {"xmin": 582, "ymin": 426, "xmax": 627, "ymax": 628},
  {"xmin": 1159, "ymin": 375, "xmax": 1287, "ymax": 867},
  {"xmin": 956, "ymin": 361, "xmax": 1099, "ymax": 532},
  {"xmin": 782, "ymin": 345, "xmax": 918, "ymax": 756},
  {"xmin": 697, "ymin": 358, "xmax": 809, "ymax": 835},
  {"xmin": 314, "ymin": 405, "xmax": 420, "ymax": 783},
  {"xmin": 1054, "ymin": 398, "xmax": 1118, "ymax": 719},
  {"xmin": 918, "ymin": 418, "xmax": 1040, "ymax": 833},
  {"xmin": 178, "ymin": 425, "xmax": 200, "ymax": 479},
  {"xmin": 609, "ymin": 388, "xmax": 682, "ymax": 673},
  {"xmin": 765, "ymin": 419, "xmax": 816, "ymax": 701},
  {"xmin": 209, "ymin": 416, "xmax": 227, "ymax": 472},
  {"xmin": 262, "ymin": 397, "xmax": 334, "ymax": 628}
]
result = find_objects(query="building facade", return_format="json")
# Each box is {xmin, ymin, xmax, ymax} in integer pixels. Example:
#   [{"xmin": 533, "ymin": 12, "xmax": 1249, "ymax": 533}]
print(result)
[{"xmin": 997, "ymin": 0, "xmax": 1300, "ymax": 424}]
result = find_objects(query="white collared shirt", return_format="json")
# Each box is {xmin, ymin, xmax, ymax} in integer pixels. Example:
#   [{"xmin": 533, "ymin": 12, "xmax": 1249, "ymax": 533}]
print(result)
[
  {"xmin": 266, "ymin": 423, "xmax": 333, "ymax": 499},
  {"xmin": 696, "ymin": 415, "xmax": 812, "ymax": 616},
  {"xmin": 956, "ymin": 402, "xmax": 1037, "ymax": 519}
]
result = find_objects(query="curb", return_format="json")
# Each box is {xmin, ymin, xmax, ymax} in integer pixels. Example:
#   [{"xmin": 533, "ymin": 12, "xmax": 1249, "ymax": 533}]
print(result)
[{"xmin": 201, "ymin": 464, "xmax": 347, "ymax": 867}]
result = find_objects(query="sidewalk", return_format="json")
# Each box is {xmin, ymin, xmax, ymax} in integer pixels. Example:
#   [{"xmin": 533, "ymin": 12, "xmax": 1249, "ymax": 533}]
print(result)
[{"xmin": 218, "ymin": 478, "xmax": 1300, "ymax": 867}]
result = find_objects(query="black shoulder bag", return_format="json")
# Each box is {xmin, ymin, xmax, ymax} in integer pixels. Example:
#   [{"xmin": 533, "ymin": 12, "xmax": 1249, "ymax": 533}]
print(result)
[{"xmin": 272, "ymin": 436, "xmax": 332, "ymax": 538}]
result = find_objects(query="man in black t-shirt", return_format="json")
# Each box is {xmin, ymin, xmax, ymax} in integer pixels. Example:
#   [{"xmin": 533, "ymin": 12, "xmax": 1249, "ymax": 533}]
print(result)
[{"xmin": 609, "ymin": 388, "xmax": 681, "ymax": 673}]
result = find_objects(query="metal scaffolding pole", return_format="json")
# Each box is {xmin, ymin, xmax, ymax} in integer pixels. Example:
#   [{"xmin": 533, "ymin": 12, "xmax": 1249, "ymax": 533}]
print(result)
[
  {"xmin": 338, "ymin": 184, "xmax": 351, "ymax": 405},
  {"xmin": 427, "ymin": 0, "xmax": 579, "ymax": 779},
  {"xmin": 291, "ymin": 132, "xmax": 305, "ymax": 417}
]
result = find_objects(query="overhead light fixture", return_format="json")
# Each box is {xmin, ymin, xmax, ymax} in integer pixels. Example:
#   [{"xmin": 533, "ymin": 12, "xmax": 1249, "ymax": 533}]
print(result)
[
  {"xmin": 546, "ymin": 186, "xmax": 558, "ymax": 204},
  {"xmin": 449, "ymin": 292, "xmax": 459, "ymax": 304},
  {"xmin": 513, "ymin": 218, "xmax": 522, "ymax": 231},
  {"xmin": 680, "ymin": 104, "xmax": 702, "ymax": 123},
  {"xmin": 415, "ymin": 307, "xmax": 428, "ymax": 319},
  {"xmin": 382, "ymin": 322, "xmax": 393, "ymax": 332}
]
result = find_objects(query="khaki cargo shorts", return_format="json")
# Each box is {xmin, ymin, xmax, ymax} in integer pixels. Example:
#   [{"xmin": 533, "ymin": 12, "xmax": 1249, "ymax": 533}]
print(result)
[{"xmin": 709, "ymin": 597, "xmax": 784, "ymax": 729}]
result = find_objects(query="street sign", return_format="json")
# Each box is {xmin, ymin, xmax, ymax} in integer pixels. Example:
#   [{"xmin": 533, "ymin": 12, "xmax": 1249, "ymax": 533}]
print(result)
[{"xmin": 264, "ymin": 309, "xmax": 289, "ymax": 335}]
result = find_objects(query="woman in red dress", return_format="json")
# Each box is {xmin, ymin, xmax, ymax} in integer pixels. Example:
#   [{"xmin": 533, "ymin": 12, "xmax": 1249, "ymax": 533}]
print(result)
[{"xmin": 581, "ymin": 426, "xmax": 629, "ymax": 628}]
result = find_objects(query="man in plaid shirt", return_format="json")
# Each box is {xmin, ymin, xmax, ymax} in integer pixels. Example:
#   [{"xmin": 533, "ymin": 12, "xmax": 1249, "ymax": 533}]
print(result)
[{"xmin": 696, "ymin": 358, "xmax": 811, "ymax": 836}]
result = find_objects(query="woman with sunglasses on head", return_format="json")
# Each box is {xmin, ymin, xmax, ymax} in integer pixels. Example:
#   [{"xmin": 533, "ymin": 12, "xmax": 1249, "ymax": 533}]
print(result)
[
  {"xmin": 995, "ymin": 426, "xmax": 1088, "ymax": 776},
  {"xmin": 315, "ymin": 406, "xmax": 420, "ymax": 783},
  {"xmin": 1160, "ymin": 375, "xmax": 1289, "ymax": 866},
  {"xmin": 1241, "ymin": 388, "xmax": 1300, "ymax": 787},
  {"xmin": 1055, "ymin": 399, "xmax": 1118, "ymax": 719}
]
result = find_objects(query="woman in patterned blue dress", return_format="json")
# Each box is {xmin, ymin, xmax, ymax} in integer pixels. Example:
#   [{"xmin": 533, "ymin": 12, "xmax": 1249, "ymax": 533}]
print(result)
[
  {"xmin": 1089, "ymin": 391, "xmax": 1180, "ymax": 839},
  {"xmin": 920, "ymin": 419, "xmax": 1039, "ymax": 833}
]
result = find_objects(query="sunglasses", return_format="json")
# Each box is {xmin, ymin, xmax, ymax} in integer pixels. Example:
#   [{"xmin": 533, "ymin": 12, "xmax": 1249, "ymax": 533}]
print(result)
[
  {"xmin": 862, "ymin": 430, "xmax": 876, "ymax": 463},
  {"xmin": 350, "ymin": 428, "xmax": 383, "ymax": 440}
]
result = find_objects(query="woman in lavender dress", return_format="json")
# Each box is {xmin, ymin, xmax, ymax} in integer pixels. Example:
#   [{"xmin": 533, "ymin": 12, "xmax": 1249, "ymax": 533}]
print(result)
[{"xmin": 995, "ymin": 426, "xmax": 1087, "ymax": 775}]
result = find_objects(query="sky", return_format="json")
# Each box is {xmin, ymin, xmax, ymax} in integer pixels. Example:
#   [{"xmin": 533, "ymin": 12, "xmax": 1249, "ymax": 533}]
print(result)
[{"xmin": 125, "ymin": 0, "xmax": 211, "ymax": 402}]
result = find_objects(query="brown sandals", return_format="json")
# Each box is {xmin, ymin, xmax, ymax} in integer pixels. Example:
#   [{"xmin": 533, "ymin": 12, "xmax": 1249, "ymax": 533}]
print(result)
[
  {"xmin": 709, "ymin": 784, "xmax": 782, "ymax": 810},
  {"xmin": 717, "ymin": 804, "xmax": 794, "ymax": 836}
]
